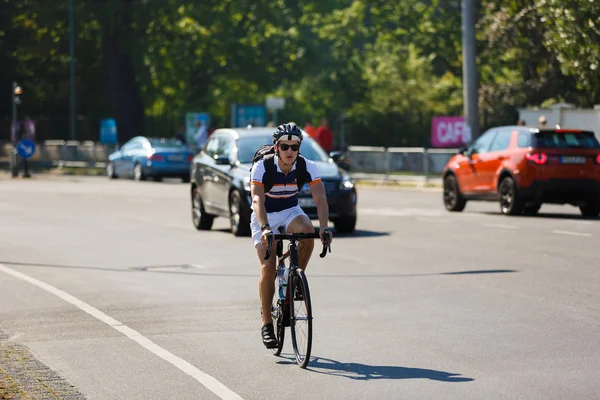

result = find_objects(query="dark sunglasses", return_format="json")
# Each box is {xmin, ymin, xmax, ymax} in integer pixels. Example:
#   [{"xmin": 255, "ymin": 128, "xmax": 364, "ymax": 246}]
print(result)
[{"xmin": 279, "ymin": 143, "xmax": 300, "ymax": 152}]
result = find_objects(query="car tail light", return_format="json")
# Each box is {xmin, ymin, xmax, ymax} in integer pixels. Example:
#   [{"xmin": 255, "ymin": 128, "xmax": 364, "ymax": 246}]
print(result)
[
  {"xmin": 596, "ymin": 154, "xmax": 600, "ymax": 164},
  {"xmin": 148, "ymin": 154, "xmax": 164, "ymax": 161},
  {"xmin": 525, "ymin": 152, "xmax": 548, "ymax": 165},
  {"xmin": 186, "ymin": 155, "xmax": 193, "ymax": 162}
]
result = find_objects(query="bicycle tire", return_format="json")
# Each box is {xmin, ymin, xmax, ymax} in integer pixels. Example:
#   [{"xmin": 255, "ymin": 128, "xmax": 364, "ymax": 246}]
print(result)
[
  {"xmin": 271, "ymin": 300, "xmax": 285, "ymax": 356},
  {"xmin": 290, "ymin": 269, "xmax": 313, "ymax": 368}
]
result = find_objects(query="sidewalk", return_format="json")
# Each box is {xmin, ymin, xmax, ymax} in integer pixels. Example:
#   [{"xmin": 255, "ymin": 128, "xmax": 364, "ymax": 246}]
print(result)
[{"xmin": 350, "ymin": 172, "xmax": 442, "ymax": 188}]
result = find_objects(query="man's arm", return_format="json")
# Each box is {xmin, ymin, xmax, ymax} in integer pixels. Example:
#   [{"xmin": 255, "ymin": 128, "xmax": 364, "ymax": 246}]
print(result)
[
  {"xmin": 310, "ymin": 181, "xmax": 329, "ymax": 230},
  {"xmin": 251, "ymin": 183, "xmax": 269, "ymax": 231}
]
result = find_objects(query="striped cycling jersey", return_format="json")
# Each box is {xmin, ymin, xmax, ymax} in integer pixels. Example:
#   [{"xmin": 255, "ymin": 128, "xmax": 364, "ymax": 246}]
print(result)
[{"xmin": 250, "ymin": 155, "xmax": 322, "ymax": 213}]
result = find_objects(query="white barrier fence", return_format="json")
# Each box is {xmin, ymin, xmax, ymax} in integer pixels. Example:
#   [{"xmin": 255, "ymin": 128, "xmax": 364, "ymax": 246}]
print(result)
[
  {"xmin": 1, "ymin": 141, "xmax": 458, "ymax": 179},
  {"xmin": 345, "ymin": 146, "xmax": 458, "ymax": 176}
]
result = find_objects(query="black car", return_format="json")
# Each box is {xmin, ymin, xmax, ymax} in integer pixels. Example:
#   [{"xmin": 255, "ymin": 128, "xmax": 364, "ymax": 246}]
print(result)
[{"xmin": 190, "ymin": 127, "xmax": 357, "ymax": 236}]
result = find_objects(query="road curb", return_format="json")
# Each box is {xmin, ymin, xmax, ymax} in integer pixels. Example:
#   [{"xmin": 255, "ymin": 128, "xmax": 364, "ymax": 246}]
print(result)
[{"xmin": 0, "ymin": 328, "xmax": 86, "ymax": 399}]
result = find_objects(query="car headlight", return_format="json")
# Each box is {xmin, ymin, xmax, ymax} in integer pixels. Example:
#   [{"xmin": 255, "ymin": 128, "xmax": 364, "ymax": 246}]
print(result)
[
  {"xmin": 339, "ymin": 174, "xmax": 354, "ymax": 189},
  {"xmin": 243, "ymin": 176, "xmax": 251, "ymax": 191}
]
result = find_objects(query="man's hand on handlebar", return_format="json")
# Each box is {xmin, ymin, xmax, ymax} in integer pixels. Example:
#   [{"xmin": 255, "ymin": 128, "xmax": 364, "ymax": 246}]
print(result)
[
  {"xmin": 260, "ymin": 227, "xmax": 272, "ymax": 249},
  {"xmin": 319, "ymin": 227, "xmax": 333, "ymax": 246},
  {"xmin": 318, "ymin": 228, "xmax": 332, "ymax": 258}
]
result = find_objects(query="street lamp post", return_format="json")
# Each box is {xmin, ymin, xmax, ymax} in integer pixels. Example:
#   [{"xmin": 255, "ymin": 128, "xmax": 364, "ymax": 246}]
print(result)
[
  {"xmin": 11, "ymin": 82, "xmax": 20, "ymax": 140},
  {"xmin": 461, "ymin": 0, "xmax": 480, "ymax": 139},
  {"xmin": 69, "ymin": 0, "xmax": 76, "ymax": 141},
  {"xmin": 10, "ymin": 82, "xmax": 22, "ymax": 177}
]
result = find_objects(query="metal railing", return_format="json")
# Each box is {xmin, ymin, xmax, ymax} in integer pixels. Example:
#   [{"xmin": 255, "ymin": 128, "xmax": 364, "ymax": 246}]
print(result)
[
  {"xmin": 1, "ymin": 141, "xmax": 458, "ymax": 182},
  {"xmin": 345, "ymin": 146, "xmax": 457, "ymax": 177}
]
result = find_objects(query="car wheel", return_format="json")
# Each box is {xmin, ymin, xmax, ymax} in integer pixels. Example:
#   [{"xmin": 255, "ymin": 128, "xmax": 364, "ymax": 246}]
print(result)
[
  {"xmin": 498, "ymin": 176, "xmax": 524, "ymax": 215},
  {"xmin": 192, "ymin": 187, "xmax": 214, "ymax": 230},
  {"xmin": 579, "ymin": 203, "xmax": 600, "ymax": 218},
  {"xmin": 523, "ymin": 204, "xmax": 541, "ymax": 215},
  {"xmin": 229, "ymin": 190, "xmax": 250, "ymax": 237},
  {"xmin": 106, "ymin": 162, "xmax": 117, "ymax": 179},
  {"xmin": 133, "ymin": 164, "xmax": 146, "ymax": 181},
  {"xmin": 443, "ymin": 175, "xmax": 466, "ymax": 212},
  {"xmin": 333, "ymin": 215, "xmax": 356, "ymax": 233}
]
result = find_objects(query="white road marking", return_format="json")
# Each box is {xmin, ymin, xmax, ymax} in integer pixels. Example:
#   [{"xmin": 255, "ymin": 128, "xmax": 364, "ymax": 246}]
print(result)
[
  {"xmin": 189, "ymin": 264, "xmax": 214, "ymax": 270},
  {"xmin": 359, "ymin": 207, "xmax": 443, "ymax": 217},
  {"xmin": 565, "ymin": 219, "xmax": 592, "ymax": 225},
  {"xmin": 483, "ymin": 223, "xmax": 518, "ymax": 229},
  {"xmin": 0, "ymin": 264, "xmax": 244, "ymax": 400},
  {"xmin": 552, "ymin": 230, "xmax": 592, "ymax": 237}
]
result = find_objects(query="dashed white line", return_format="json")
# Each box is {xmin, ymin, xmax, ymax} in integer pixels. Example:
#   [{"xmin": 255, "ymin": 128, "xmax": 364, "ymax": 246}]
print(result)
[
  {"xmin": 0, "ymin": 264, "xmax": 244, "ymax": 400},
  {"xmin": 483, "ymin": 223, "xmax": 518, "ymax": 229},
  {"xmin": 552, "ymin": 230, "xmax": 592, "ymax": 237},
  {"xmin": 359, "ymin": 207, "xmax": 443, "ymax": 217}
]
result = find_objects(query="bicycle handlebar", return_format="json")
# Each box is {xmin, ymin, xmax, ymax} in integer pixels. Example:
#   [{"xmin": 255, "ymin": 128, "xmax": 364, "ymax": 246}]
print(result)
[{"xmin": 263, "ymin": 229, "xmax": 332, "ymax": 260}]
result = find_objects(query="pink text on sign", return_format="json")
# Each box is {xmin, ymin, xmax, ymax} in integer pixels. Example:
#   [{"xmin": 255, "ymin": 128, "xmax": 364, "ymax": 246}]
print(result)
[{"xmin": 431, "ymin": 116, "xmax": 471, "ymax": 148}]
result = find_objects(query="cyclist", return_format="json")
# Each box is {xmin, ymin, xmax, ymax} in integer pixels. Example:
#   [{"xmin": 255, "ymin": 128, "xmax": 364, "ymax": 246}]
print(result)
[{"xmin": 250, "ymin": 123, "xmax": 333, "ymax": 349}]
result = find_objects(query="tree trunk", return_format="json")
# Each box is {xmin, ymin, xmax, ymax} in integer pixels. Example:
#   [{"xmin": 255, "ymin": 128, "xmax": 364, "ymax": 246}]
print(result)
[{"xmin": 101, "ymin": 0, "xmax": 145, "ymax": 143}]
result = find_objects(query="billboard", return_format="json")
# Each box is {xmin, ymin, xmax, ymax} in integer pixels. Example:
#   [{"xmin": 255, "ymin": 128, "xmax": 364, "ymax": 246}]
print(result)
[
  {"xmin": 431, "ymin": 116, "xmax": 471, "ymax": 148},
  {"xmin": 186, "ymin": 112, "xmax": 211, "ymax": 146}
]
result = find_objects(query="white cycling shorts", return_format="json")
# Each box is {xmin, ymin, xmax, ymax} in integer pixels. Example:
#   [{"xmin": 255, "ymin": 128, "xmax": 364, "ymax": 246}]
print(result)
[{"xmin": 250, "ymin": 205, "xmax": 307, "ymax": 248}]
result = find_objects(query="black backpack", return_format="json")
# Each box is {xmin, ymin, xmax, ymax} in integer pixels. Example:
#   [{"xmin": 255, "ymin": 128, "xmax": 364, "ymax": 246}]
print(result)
[{"xmin": 249, "ymin": 145, "xmax": 307, "ymax": 194}]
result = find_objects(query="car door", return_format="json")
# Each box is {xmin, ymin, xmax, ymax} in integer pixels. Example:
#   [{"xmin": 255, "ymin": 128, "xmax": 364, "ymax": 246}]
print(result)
[
  {"xmin": 475, "ymin": 128, "xmax": 514, "ymax": 192},
  {"xmin": 122, "ymin": 140, "xmax": 142, "ymax": 177},
  {"xmin": 199, "ymin": 136, "xmax": 222, "ymax": 214},
  {"xmin": 114, "ymin": 139, "xmax": 134, "ymax": 176},
  {"xmin": 211, "ymin": 135, "xmax": 235, "ymax": 212},
  {"xmin": 467, "ymin": 129, "xmax": 498, "ymax": 192}
]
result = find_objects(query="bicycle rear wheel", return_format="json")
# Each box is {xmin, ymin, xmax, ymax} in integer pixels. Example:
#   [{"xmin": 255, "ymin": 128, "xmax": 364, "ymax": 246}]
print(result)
[
  {"xmin": 271, "ymin": 300, "xmax": 285, "ymax": 356},
  {"xmin": 290, "ymin": 269, "xmax": 312, "ymax": 368}
]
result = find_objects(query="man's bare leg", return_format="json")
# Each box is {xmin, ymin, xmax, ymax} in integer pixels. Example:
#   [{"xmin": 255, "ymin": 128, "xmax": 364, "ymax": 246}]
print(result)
[{"xmin": 286, "ymin": 214, "xmax": 315, "ymax": 270}]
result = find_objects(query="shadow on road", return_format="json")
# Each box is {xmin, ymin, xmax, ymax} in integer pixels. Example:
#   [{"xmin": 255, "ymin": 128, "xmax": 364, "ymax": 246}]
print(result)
[
  {"xmin": 480, "ymin": 211, "xmax": 598, "ymax": 221},
  {"xmin": 333, "ymin": 229, "xmax": 390, "ymax": 238},
  {"xmin": 311, "ymin": 269, "xmax": 517, "ymax": 278},
  {"xmin": 276, "ymin": 355, "xmax": 474, "ymax": 382},
  {"xmin": 0, "ymin": 262, "xmax": 516, "ymax": 279}
]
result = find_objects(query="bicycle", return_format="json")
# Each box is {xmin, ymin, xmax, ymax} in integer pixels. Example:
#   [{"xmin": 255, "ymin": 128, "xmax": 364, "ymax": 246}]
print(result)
[{"xmin": 264, "ymin": 227, "xmax": 332, "ymax": 368}]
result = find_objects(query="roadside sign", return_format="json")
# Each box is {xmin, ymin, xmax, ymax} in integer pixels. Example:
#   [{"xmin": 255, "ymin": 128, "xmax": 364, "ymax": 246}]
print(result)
[
  {"xmin": 431, "ymin": 116, "xmax": 471, "ymax": 147},
  {"xmin": 99, "ymin": 118, "xmax": 118, "ymax": 144},
  {"xmin": 186, "ymin": 112, "xmax": 211, "ymax": 145},
  {"xmin": 16, "ymin": 138, "xmax": 36, "ymax": 159},
  {"xmin": 231, "ymin": 104, "xmax": 266, "ymax": 127},
  {"xmin": 266, "ymin": 97, "xmax": 285, "ymax": 110}
]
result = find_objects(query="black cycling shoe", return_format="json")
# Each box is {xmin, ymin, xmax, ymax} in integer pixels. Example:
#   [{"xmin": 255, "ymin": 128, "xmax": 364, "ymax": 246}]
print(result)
[{"xmin": 261, "ymin": 323, "xmax": 278, "ymax": 349}]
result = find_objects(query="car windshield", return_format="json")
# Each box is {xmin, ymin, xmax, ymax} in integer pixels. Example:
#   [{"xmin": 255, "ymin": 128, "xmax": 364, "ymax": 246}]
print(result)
[
  {"xmin": 534, "ymin": 132, "xmax": 600, "ymax": 149},
  {"xmin": 150, "ymin": 138, "xmax": 187, "ymax": 148},
  {"xmin": 237, "ymin": 136, "xmax": 330, "ymax": 164}
]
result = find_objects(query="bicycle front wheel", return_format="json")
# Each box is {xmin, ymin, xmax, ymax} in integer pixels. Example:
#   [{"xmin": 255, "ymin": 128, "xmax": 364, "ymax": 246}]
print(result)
[{"xmin": 290, "ymin": 269, "xmax": 313, "ymax": 368}]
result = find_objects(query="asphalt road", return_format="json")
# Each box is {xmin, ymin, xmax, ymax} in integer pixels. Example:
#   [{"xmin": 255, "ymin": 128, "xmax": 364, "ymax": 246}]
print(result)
[{"xmin": 1, "ymin": 175, "xmax": 599, "ymax": 400}]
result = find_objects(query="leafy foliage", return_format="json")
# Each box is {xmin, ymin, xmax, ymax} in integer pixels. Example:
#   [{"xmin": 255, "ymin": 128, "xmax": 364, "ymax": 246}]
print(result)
[{"xmin": 0, "ymin": 0, "xmax": 597, "ymax": 144}]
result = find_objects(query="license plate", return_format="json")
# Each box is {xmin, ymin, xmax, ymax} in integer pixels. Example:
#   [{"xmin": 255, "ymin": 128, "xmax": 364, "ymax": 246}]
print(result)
[
  {"xmin": 298, "ymin": 197, "xmax": 316, "ymax": 208},
  {"xmin": 168, "ymin": 155, "xmax": 183, "ymax": 162},
  {"xmin": 561, "ymin": 156, "xmax": 586, "ymax": 164}
]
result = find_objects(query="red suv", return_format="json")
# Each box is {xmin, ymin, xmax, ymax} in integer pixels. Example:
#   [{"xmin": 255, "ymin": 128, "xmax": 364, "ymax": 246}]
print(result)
[{"xmin": 442, "ymin": 126, "xmax": 600, "ymax": 217}]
